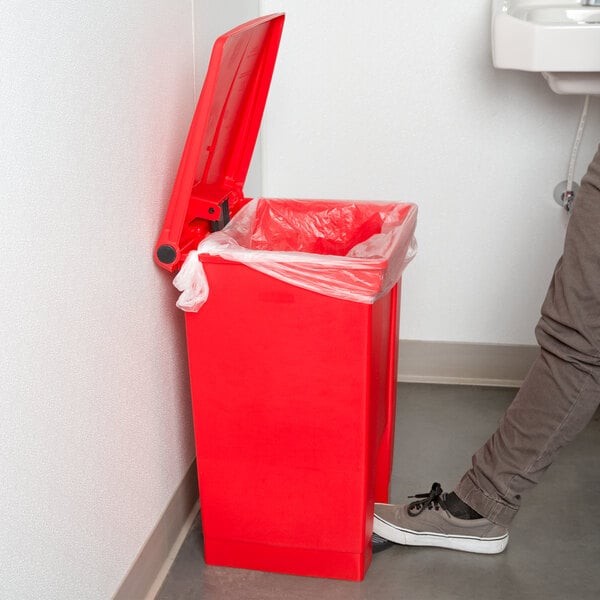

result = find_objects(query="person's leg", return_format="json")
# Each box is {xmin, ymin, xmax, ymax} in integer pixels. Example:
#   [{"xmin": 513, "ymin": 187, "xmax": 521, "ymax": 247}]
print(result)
[
  {"xmin": 455, "ymin": 144, "xmax": 600, "ymax": 527},
  {"xmin": 374, "ymin": 144, "xmax": 600, "ymax": 553}
]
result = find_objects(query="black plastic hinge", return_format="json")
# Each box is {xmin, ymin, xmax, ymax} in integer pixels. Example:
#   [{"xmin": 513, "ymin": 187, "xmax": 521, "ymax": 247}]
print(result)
[{"xmin": 209, "ymin": 197, "xmax": 231, "ymax": 232}]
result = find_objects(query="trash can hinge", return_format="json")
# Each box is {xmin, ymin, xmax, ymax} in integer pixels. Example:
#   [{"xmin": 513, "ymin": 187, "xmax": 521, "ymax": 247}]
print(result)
[
  {"xmin": 209, "ymin": 196, "xmax": 231, "ymax": 232},
  {"xmin": 189, "ymin": 191, "xmax": 232, "ymax": 232}
]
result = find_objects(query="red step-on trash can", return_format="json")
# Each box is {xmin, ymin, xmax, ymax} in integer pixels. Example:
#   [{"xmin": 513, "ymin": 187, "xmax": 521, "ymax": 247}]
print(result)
[{"xmin": 154, "ymin": 14, "xmax": 417, "ymax": 581}]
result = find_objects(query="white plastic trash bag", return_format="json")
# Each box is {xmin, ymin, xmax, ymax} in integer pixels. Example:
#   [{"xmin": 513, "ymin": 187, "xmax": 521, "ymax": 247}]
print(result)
[{"xmin": 174, "ymin": 198, "xmax": 417, "ymax": 312}]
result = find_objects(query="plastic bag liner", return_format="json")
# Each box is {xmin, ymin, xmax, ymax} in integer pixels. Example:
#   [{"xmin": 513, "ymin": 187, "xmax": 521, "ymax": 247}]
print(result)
[{"xmin": 174, "ymin": 198, "xmax": 417, "ymax": 311}]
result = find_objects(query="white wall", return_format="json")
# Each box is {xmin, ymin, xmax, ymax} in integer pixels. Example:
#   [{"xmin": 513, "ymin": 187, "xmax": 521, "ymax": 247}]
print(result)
[
  {"xmin": 259, "ymin": 0, "xmax": 600, "ymax": 345},
  {"xmin": 0, "ymin": 2, "xmax": 198, "ymax": 598}
]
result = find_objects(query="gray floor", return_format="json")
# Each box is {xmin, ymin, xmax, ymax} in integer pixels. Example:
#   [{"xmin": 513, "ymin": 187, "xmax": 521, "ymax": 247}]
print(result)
[{"xmin": 157, "ymin": 383, "xmax": 600, "ymax": 600}]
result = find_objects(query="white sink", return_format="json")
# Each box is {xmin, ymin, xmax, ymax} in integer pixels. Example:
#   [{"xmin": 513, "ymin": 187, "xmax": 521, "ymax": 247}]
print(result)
[{"xmin": 492, "ymin": 0, "xmax": 600, "ymax": 94}]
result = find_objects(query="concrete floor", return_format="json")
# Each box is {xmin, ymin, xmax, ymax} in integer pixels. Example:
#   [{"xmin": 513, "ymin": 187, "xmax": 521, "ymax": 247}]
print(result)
[{"xmin": 157, "ymin": 383, "xmax": 600, "ymax": 600}]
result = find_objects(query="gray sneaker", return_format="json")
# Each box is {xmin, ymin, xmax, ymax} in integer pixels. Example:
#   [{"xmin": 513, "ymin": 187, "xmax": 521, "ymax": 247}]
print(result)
[{"xmin": 374, "ymin": 483, "xmax": 509, "ymax": 554}]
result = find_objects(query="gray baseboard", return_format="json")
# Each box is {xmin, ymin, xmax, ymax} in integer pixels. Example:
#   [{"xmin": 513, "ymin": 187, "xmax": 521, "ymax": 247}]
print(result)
[
  {"xmin": 113, "ymin": 460, "xmax": 199, "ymax": 600},
  {"xmin": 397, "ymin": 340, "xmax": 539, "ymax": 387}
]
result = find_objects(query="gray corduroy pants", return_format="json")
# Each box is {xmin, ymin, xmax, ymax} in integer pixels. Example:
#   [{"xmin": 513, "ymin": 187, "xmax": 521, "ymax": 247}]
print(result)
[{"xmin": 455, "ymin": 144, "xmax": 600, "ymax": 528}]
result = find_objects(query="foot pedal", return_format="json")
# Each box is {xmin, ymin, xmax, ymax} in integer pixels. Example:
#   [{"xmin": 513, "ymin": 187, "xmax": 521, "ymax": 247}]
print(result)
[{"xmin": 372, "ymin": 532, "xmax": 394, "ymax": 554}]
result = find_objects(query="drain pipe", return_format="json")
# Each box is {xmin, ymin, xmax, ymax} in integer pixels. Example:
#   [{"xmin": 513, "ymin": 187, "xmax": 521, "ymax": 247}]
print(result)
[{"xmin": 555, "ymin": 95, "xmax": 591, "ymax": 212}]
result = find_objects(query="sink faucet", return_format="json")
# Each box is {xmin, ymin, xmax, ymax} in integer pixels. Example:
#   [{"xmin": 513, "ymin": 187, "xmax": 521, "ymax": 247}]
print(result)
[{"xmin": 582, "ymin": 0, "xmax": 600, "ymax": 6}]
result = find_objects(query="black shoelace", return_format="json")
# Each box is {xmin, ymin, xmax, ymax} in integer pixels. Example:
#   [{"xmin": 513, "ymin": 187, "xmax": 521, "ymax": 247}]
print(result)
[{"xmin": 407, "ymin": 482, "xmax": 447, "ymax": 517}]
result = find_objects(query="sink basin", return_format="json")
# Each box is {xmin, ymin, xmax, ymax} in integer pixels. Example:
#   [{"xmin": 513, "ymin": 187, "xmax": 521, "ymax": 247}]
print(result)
[
  {"xmin": 491, "ymin": 0, "xmax": 600, "ymax": 94},
  {"xmin": 511, "ymin": 6, "xmax": 600, "ymax": 24}
]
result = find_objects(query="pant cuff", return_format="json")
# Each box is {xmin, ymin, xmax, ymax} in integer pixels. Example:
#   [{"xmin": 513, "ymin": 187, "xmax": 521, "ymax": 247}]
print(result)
[{"xmin": 454, "ymin": 474, "xmax": 519, "ymax": 528}]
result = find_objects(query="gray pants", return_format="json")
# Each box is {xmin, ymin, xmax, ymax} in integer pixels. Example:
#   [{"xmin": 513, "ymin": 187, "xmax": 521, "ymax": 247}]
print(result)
[{"xmin": 455, "ymin": 145, "xmax": 600, "ymax": 528}]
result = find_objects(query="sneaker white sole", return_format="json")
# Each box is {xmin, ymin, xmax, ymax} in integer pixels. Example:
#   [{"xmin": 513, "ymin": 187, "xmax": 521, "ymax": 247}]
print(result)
[{"xmin": 373, "ymin": 514, "xmax": 509, "ymax": 555}]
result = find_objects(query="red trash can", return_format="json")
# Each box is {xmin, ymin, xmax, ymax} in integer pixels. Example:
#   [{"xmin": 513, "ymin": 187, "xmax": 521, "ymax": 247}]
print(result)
[{"xmin": 154, "ymin": 14, "xmax": 417, "ymax": 581}]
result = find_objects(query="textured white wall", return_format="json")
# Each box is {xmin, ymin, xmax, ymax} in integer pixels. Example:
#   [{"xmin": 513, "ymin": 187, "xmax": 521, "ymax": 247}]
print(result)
[
  {"xmin": 259, "ymin": 0, "xmax": 600, "ymax": 344},
  {"xmin": 0, "ymin": 2, "xmax": 198, "ymax": 598}
]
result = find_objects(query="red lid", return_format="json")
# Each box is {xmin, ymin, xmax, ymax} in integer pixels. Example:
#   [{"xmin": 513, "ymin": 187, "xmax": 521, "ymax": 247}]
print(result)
[{"xmin": 154, "ymin": 13, "xmax": 285, "ymax": 272}]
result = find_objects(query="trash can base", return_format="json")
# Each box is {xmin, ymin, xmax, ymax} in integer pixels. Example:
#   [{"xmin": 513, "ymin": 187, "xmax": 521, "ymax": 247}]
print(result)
[{"xmin": 204, "ymin": 537, "xmax": 371, "ymax": 581}]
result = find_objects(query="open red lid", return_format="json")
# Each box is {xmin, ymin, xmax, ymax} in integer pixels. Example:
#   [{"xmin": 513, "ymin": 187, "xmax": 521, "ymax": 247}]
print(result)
[{"xmin": 154, "ymin": 13, "xmax": 285, "ymax": 272}]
